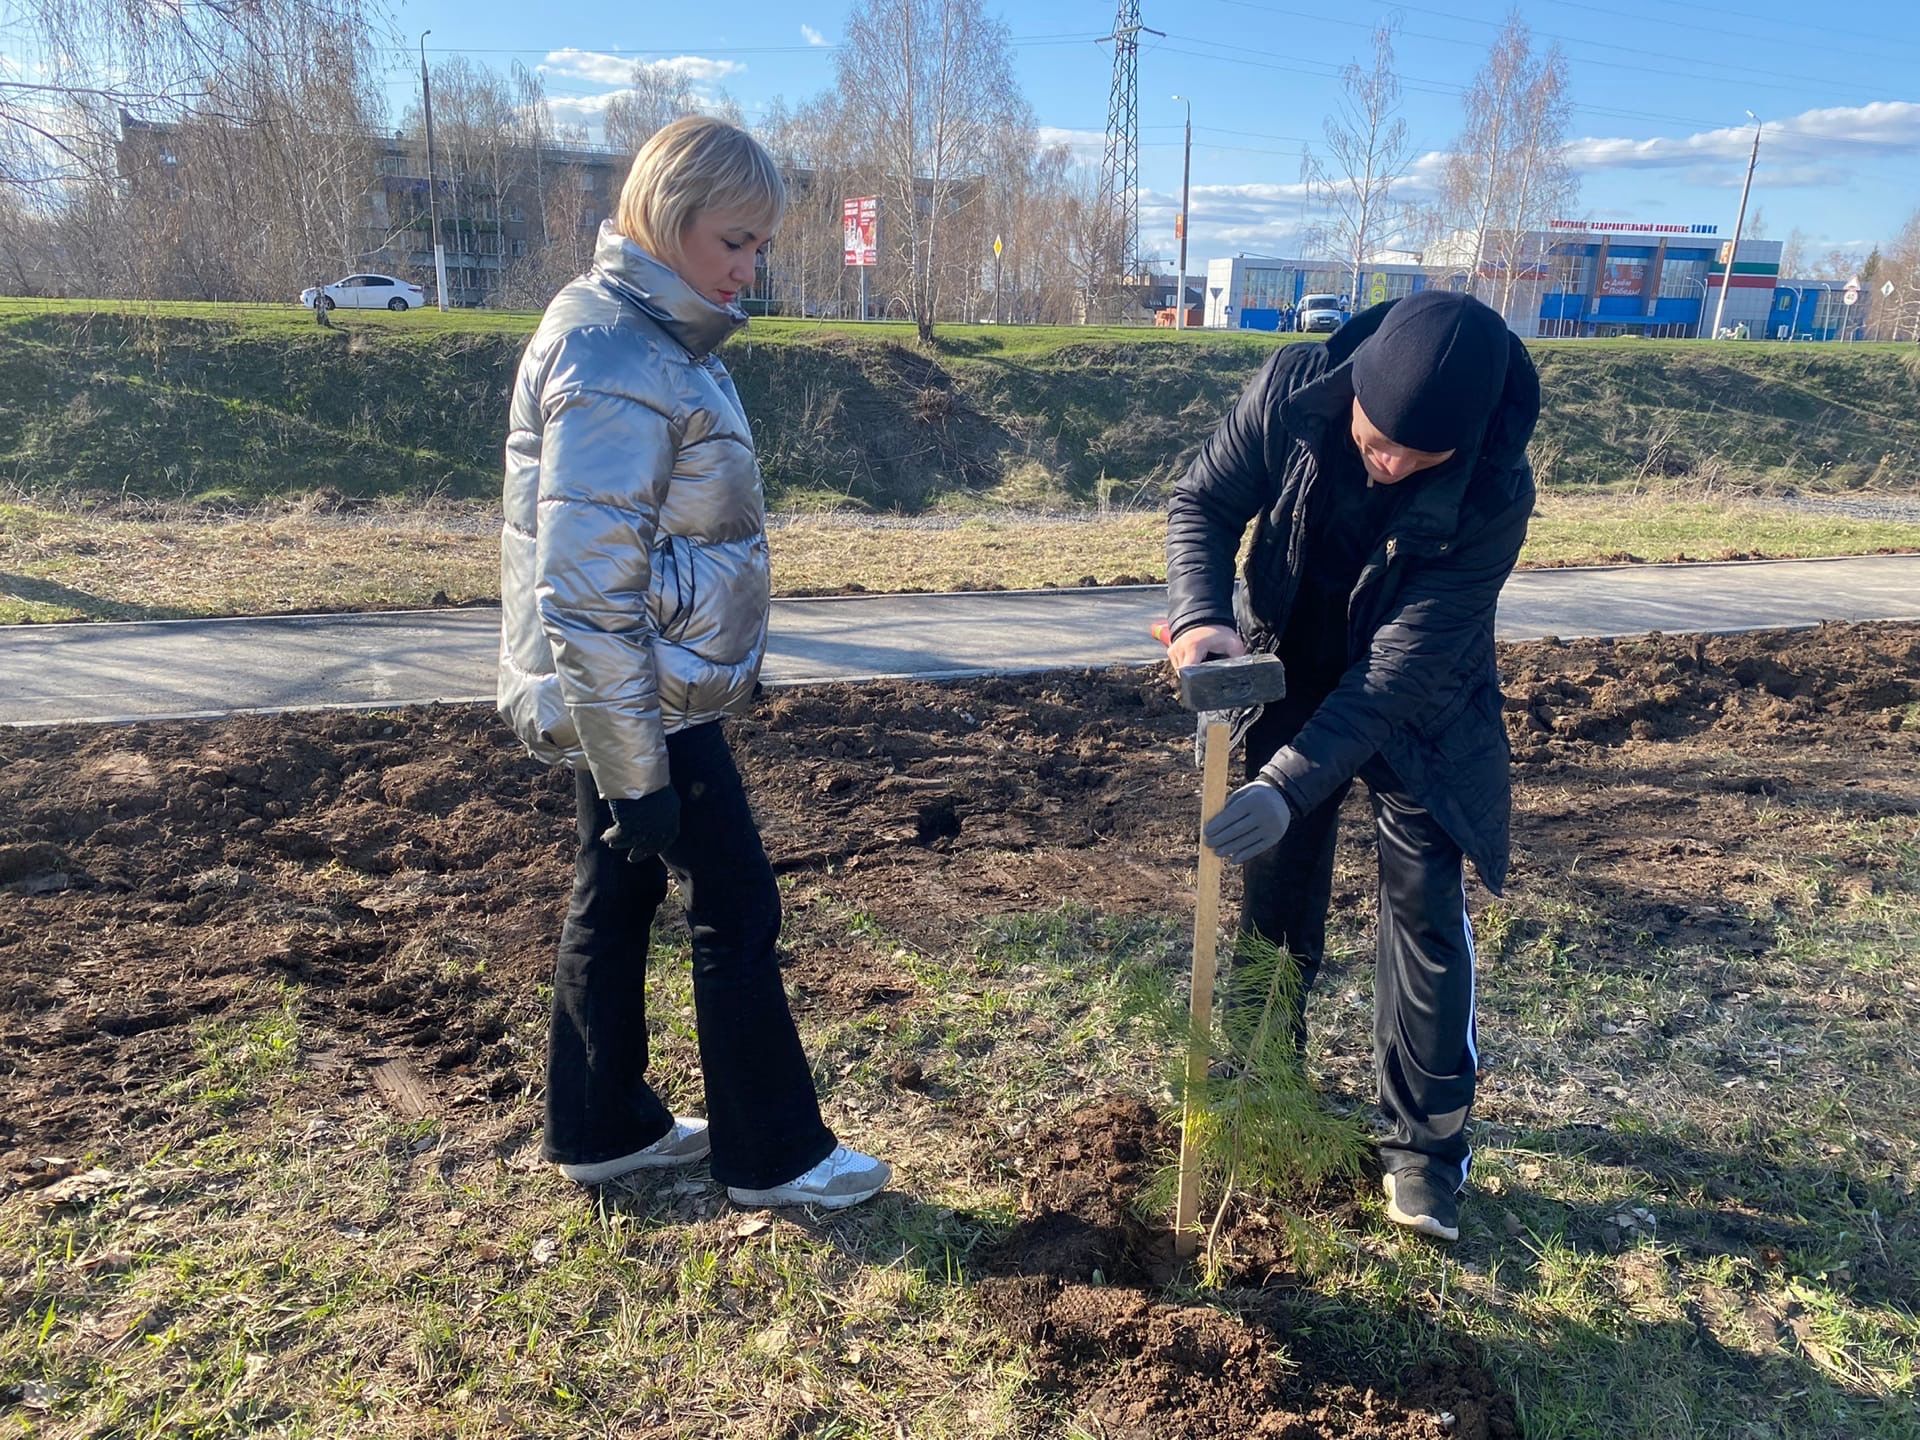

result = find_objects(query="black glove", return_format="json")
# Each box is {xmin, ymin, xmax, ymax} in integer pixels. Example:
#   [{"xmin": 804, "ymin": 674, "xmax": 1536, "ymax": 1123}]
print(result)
[
  {"xmin": 1203, "ymin": 777, "xmax": 1293, "ymax": 865},
  {"xmin": 600, "ymin": 788, "xmax": 680, "ymax": 861}
]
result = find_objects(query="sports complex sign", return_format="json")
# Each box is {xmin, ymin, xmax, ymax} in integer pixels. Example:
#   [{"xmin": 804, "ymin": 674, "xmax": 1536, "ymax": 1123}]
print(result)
[{"xmin": 1548, "ymin": 220, "xmax": 1720, "ymax": 236}]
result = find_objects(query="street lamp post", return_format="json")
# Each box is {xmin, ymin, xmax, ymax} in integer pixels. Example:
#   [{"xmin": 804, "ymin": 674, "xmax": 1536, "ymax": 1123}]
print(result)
[
  {"xmin": 1684, "ymin": 274, "xmax": 1709, "ymax": 339},
  {"xmin": 1778, "ymin": 283, "xmax": 1804, "ymax": 341},
  {"xmin": 1710, "ymin": 111, "xmax": 1762, "ymax": 341},
  {"xmin": 420, "ymin": 32, "xmax": 450, "ymax": 311},
  {"xmin": 1172, "ymin": 95, "xmax": 1192, "ymax": 330}
]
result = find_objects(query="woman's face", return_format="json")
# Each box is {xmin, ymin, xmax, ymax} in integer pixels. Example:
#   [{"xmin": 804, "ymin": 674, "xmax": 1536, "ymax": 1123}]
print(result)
[{"xmin": 676, "ymin": 208, "xmax": 773, "ymax": 308}]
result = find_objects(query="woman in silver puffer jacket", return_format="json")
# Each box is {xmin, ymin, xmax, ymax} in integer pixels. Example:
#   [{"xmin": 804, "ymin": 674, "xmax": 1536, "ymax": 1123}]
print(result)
[{"xmin": 498, "ymin": 118, "xmax": 889, "ymax": 1210}]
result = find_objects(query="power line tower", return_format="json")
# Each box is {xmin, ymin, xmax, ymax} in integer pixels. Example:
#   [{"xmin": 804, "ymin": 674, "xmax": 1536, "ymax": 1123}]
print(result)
[{"xmin": 1097, "ymin": 0, "xmax": 1161, "ymax": 289}]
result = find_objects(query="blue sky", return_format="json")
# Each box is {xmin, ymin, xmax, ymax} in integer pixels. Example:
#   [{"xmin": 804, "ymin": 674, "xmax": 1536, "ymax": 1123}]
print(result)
[{"xmin": 380, "ymin": 0, "xmax": 1920, "ymax": 267}]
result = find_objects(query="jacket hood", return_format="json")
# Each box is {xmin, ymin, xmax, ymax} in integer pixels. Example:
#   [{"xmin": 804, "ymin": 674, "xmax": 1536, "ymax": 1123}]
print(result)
[
  {"xmin": 1277, "ymin": 298, "xmax": 1541, "ymax": 537},
  {"xmin": 591, "ymin": 220, "xmax": 747, "ymax": 359}
]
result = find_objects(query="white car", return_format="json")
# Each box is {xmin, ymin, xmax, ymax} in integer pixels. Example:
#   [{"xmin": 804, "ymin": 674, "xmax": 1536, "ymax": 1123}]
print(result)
[{"xmin": 300, "ymin": 274, "xmax": 427, "ymax": 312}]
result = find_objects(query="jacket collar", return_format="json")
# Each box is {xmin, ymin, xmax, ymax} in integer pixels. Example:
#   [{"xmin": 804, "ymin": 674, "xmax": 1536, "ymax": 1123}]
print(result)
[
  {"xmin": 591, "ymin": 221, "xmax": 747, "ymax": 359},
  {"xmin": 1275, "ymin": 299, "xmax": 1540, "ymax": 543}
]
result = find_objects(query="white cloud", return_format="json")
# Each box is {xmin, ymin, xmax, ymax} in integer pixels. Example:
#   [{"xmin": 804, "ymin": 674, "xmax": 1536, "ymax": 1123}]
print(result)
[
  {"xmin": 541, "ymin": 50, "xmax": 745, "ymax": 87},
  {"xmin": 1036, "ymin": 126, "xmax": 1107, "ymax": 164},
  {"xmin": 800, "ymin": 24, "xmax": 827, "ymax": 46},
  {"xmin": 1568, "ymin": 100, "xmax": 1920, "ymax": 175},
  {"xmin": 546, "ymin": 92, "xmax": 625, "ymax": 122},
  {"xmin": 1139, "ymin": 182, "xmax": 1312, "ymax": 261}
]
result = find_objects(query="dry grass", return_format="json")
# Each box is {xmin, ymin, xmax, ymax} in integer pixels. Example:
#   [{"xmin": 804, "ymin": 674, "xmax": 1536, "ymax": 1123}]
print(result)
[{"xmin": 2, "ymin": 496, "xmax": 1917, "ymax": 624}]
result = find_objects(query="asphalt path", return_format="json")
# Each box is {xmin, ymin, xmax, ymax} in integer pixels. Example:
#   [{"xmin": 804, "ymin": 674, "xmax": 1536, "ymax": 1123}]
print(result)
[{"xmin": 3, "ymin": 554, "xmax": 1917, "ymax": 726}]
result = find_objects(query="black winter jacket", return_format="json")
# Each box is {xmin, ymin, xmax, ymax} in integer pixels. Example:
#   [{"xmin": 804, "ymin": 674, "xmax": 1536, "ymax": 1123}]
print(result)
[{"xmin": 1165, "ymin": 302, "xmax": 1539, "ymax": 893}]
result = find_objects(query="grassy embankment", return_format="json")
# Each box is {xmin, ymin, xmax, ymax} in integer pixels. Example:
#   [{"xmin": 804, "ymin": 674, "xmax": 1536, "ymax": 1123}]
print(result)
[{"xmin": 1, "ymin": 299, "xmax": 1916, "ymax": 622}]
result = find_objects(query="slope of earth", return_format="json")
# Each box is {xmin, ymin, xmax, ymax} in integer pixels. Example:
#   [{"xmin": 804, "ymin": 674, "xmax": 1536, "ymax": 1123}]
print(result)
[
  {"xmin": 3, "ymin": 300, "xmax": 1915, "ymax": 509},
  {"xmin": 2, "ymin": 623, "xmax": 1916, "ymax": 1437}
]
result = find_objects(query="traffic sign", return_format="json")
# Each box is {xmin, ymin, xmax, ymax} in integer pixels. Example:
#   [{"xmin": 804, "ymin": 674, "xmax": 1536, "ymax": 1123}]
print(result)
[
  {"xmin": 1843, "ymin": 288, "xmax": 1859, "ymax": 307},
  {"xmin": 1883, "ymin": 280, "xmax": 1897, "ymax": 298},
  {"xmin": 992, "ymin": 235, "xmax": 1002, "ymax": 258}
]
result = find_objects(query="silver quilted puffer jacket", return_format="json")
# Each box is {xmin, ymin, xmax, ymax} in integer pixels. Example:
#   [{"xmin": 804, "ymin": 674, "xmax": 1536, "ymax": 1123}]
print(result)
[{"xmin": 498, "ymin": 222, "xmax": 771, "ymax": 800}]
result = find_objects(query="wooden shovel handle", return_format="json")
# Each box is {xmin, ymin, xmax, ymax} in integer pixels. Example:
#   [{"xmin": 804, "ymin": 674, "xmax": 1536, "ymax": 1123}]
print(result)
[{"xmin": 1174, "ymin": 717, "xmax": 1232, "ymax": 1258}]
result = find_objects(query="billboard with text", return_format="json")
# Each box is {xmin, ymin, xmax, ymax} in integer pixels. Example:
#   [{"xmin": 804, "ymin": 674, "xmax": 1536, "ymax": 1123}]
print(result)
[{"xmin": 842, "ymin": 196, "xmax": 878, "ymax": 268}]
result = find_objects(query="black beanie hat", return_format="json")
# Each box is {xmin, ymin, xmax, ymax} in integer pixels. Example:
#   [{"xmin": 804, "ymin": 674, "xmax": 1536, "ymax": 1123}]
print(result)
[{"xmin": 1350, "ymin": 291, "xmax": 1510, "ymax": 453}]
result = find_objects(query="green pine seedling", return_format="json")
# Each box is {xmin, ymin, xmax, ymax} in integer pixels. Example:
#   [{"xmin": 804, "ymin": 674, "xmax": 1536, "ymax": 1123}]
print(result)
[{"xmin": 1144, "ymin": 933, "xmax": 1370, "ymax": 1275}]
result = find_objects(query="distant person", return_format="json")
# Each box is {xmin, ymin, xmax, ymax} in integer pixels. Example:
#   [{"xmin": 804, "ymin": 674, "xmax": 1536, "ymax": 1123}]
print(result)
[
  {"xmin": 498, "ymin": 117, "xmax": 890, "ymax": 1211},
  {"xmin": 1164, "ymin": 292, "xmax": 1539, "ymax": 1243}
]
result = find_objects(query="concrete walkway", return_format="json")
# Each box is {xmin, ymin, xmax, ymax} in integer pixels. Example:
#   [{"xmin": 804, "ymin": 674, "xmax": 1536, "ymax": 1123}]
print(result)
[{"xmin": 3, "ymin": 554, "xmax": 1916, "ymax": 726}]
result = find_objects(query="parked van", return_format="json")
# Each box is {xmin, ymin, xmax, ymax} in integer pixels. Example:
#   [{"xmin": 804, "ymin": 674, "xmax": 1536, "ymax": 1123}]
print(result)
[{"xmin": 1297, "ymin": 294, "xmax": 1346, "ymax": 333}]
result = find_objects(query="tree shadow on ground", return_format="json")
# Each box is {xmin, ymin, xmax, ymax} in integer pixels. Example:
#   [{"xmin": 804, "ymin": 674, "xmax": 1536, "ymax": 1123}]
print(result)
[{"xmin": 0, "ymin": 571, "xmax": 194, "ymax": 621}]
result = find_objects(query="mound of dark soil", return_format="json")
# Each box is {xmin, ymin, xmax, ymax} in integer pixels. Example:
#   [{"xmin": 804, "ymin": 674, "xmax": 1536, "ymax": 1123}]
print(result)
[
  {"xmin": 977, "ymin": 1100, "xmax": 1519, "ymax": 1440},
  {"xmin": 1501, "ymin": 622, "xmax": 1920, "ymax": 750}
]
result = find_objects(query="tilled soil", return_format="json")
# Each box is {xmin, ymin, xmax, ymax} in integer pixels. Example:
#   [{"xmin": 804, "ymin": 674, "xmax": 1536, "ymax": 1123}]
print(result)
[
  {"xmin": 980, "ymin": 1098, "xmax": 1517, "ymax": 1439},
  {"xmin": 4, "ymin": 621, "xmax": 1919, "ymax": 1433}
]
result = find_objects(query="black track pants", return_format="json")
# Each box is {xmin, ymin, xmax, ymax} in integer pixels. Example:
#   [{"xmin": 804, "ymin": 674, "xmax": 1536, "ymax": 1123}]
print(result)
[{"xmin": 1238, "ymin": 697, "xmax": 1479, "ymax": 1191}]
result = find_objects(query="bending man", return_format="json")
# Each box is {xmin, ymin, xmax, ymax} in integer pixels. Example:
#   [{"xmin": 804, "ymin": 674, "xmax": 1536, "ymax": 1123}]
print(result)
[{"xmin": 1164, "ymin": 291, "xmax": 1538, "ymax": 1242}]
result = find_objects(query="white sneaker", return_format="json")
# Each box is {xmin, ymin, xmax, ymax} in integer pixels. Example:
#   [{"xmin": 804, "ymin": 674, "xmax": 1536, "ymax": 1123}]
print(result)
[
  {"xmin": 555, "ymin": 1117, "xmax": 711, "ymax": 1185},
  {"xmin": 726, "ymin": 1145, "xmax": 891, "ymax": 1210}
]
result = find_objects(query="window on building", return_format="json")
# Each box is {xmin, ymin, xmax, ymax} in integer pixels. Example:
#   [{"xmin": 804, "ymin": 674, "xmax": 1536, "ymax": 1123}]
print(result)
[
  {"xmin": 1658, "ymin": 257, "xmax": 1711, "ymax": 299},
  {"xmin": 511, "ymin": 239, "xmax": 527, "ymax": 257},
  {"xmin": 1375, "ymin": 271, "xmax": 1418, "ymax": 302},
  {"xmin": 1549, "ymin": 250, "xmax": 1592, "ymax": 295},
  {"xmin": 1242, "ymin": 267, "xmax": 1294, "ymax": 311}
]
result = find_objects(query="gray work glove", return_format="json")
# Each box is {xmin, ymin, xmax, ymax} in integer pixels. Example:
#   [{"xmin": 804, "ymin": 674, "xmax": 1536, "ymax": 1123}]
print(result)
[
  {"xmin": 1204, "ymin": 777, "xmax": 1293, "ymax": 865},
  {"xmin": 601, "ymin": 788, "xmax": 681, "ymax": 861}
]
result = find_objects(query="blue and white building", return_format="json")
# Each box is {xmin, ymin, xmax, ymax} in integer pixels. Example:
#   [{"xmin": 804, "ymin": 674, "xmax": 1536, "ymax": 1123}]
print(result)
[{"xmin": 1201, "ymin": 221, "xmax": 1867, "ymax": 340}]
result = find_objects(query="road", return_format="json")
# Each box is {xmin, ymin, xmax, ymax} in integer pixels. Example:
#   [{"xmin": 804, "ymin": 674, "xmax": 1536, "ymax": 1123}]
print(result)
[{"xmin": 2, "ymin": 554, "xmax": 1917, "ymax": 726}]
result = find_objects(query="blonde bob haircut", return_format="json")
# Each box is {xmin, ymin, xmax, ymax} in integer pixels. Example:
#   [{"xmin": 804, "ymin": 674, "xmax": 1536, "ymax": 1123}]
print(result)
[{"xmin": 616, "ymin": 116, "xmax": 786, "ymax": 268}]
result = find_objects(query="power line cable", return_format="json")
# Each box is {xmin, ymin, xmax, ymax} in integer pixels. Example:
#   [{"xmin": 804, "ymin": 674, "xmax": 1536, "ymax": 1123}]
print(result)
[{"xmin": 1178, "ymin": 0, "xmax": 1887, "ymax": 107}]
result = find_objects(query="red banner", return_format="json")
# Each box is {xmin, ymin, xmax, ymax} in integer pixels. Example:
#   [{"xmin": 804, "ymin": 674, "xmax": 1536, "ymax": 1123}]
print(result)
[
  {"xmin": 1600, "ymin": 259, "xmax": 1644, "ymax": 297},
  {"xmin": 842, "ymin": 196, "xmax": 878, "ymax": 268}
]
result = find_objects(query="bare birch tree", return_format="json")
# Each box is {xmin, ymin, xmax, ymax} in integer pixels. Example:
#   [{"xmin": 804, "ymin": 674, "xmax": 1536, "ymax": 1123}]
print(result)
[
  {"xmin": 755, "ymin": 92, "xmax": 864, "ymax": 317},
  {"xmin": 1874, "ymin": 214, "xmax": 1920, "ymax": 340},
  {"xmin": 604, "ymin": 61, "xmax": 745, "ymax": 158},
  {"xmin": 1780, "ymin": 227, "xmax": 1809, "ymax": 277},
  {"xmin": 2, "ymin": 0, "xmax": 383, "ymax": 191},
  {"xmin": 1441, "ymin": 12, "xmax": 1577, "ymax": 318},
  {"xmin": 836, "ymin": 0, "xmax": 1021, "ymax": 341},
  {"xmin": 1305, "ymin": 22, "xmax": 1414, "ymax": 307},
  {"xmin": 1486, "ymin": 38, "xmax": 1573, "ymax": 317}
]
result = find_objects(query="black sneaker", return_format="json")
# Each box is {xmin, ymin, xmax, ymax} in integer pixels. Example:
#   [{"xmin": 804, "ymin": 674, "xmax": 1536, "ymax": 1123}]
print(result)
[{"xmin": 1382, "ymin": 1170, "xmax": 1460, "ymax": 1242}]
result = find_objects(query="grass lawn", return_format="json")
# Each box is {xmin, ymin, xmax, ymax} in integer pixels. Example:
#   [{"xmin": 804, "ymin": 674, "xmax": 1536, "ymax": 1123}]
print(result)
[
  {"xmin": 2, "ymin": 627, "xmax": 1916, "ymax": 1436},
  {"xmin": 1, "ymin": 495, "xmax": 1916, "ymax": 624}
]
